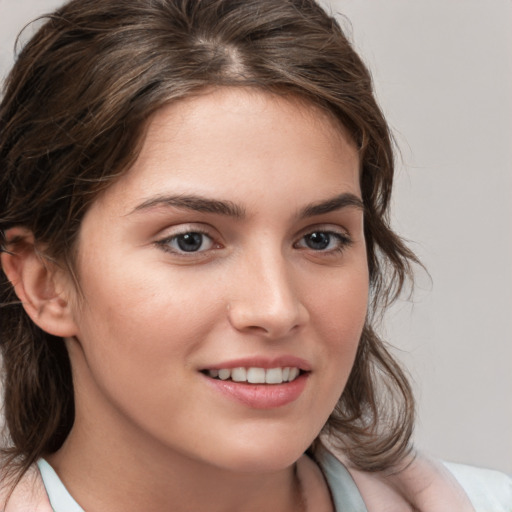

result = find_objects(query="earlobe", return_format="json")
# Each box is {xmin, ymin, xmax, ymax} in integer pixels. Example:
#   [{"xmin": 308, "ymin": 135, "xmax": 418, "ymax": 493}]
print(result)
[{"xmin": 1, "ymin": 227, "xmax": 78, "ymax": 338}]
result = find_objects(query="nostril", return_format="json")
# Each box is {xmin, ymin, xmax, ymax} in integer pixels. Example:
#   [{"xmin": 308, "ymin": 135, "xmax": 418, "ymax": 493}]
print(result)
[
  {"xmin": 226, "ymin": 284, "xmax": 309, "ymax": 338},
  {"xmin": 246, "ymin": 325, "xmax": 271, "ymax": 334}
]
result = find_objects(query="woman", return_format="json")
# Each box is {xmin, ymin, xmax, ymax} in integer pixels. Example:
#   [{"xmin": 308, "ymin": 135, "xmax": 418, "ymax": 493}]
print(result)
[{"xmin": 0, "ymin": 0, "xmax": 510, "ymax": 510}]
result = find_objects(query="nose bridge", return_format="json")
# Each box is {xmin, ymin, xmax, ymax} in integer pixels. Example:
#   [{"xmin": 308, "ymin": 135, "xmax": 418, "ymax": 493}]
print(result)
[{"xmin": 227, "ymin": 241, "xmax": 307, "ymax": 337}]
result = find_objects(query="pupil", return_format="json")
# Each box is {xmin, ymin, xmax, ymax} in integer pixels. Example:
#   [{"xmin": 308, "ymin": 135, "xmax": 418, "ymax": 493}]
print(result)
[
  {"xmin": 177, "ymin": 233, "xmax": 203, "ymax": 252},
  {"xmin": 306, "ymin": 232, "xmax": 330, "ymax": 250}
]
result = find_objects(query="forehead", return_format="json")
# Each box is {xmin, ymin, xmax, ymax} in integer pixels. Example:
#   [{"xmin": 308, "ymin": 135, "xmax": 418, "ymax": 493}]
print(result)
[
  {"xmin": 143, "ymin": 87, "xmax": 356, "ymax": 157},
  {"xmin": 93, "ymin": 87, "xmax": 361, "ymax": 213}
]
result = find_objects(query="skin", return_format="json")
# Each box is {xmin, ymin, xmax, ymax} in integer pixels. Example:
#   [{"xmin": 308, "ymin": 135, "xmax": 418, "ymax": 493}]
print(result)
[{"xmin": 4, "ymin": 88, "xmax": 369, "ymax": 511}]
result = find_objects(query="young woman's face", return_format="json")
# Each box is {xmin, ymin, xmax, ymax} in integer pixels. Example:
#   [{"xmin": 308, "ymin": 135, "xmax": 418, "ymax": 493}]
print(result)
[{"xmin": 64, "ymin": 88, "xmax": 368, "ymax": 472}]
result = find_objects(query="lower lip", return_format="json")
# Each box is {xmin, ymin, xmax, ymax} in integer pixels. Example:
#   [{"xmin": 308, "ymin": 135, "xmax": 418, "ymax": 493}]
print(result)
[{"xmin": 203, "ymin": 373, "xmax": 309, "ymax": 409}]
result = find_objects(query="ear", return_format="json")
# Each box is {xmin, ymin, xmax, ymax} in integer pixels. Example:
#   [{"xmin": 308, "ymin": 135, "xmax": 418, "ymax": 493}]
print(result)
[{"xmin": 1, "ymin": 227, "xmax": 78, "ymax": 338}]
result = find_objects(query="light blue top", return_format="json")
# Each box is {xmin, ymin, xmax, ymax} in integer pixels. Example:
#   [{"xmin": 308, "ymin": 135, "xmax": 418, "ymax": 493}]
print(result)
[
  {"xmin": 318, "ymin": 450, "xmax": 368, "ymax": 511},
  {"xmin": 36, "ymin": 459, "xmax": 84, "ymax": 512},
  {"xmin": 37, "ymin": 453, "xmax": 512, "ymax": 512}
]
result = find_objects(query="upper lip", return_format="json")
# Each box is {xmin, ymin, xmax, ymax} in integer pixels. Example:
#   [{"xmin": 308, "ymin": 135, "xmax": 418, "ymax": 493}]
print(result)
[{"xmin": 201, "ymin": 355, "xmax": 312, "ymax": 372}]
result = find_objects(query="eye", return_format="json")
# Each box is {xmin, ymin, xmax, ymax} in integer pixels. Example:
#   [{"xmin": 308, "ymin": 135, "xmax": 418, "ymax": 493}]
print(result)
[
  {"xmin": 157, "ymin": 231, "xmax": 215, "ymax": 254},
  {"xmin": 295, "ymin": 230, "xmax": 352, "ymax": 253}
]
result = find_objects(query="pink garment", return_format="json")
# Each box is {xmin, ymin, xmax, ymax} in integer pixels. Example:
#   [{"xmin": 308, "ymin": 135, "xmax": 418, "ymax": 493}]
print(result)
[{"xmin": 0, "ymin": 465, "xmax": 51, "ymax": 512}]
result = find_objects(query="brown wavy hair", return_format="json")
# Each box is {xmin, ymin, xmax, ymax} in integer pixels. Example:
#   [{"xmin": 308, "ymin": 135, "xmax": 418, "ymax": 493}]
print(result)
[{"xmin": 0, "ymin": 0, "xmax": 417, "ymax": 482}]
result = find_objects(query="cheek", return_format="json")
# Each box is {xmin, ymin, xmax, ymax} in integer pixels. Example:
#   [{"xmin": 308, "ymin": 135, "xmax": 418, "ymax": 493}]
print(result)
[
  {"xmin": 72, "ymin": 254, "xmax": 221, "ymax": 371},
  {"xmin": 313, "ymin": 264, "xmax": 369, "ymax": 340},
  {"xmin": 68, "ymin": 260, "xmax": 225, "ymax": 430},
  {"xmin": 308, "ymin": 265, "xmax": 369, "ymax": 386}
]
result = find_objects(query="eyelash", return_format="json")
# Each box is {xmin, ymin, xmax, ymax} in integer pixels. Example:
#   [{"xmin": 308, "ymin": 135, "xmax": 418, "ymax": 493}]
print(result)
[
  {"xmin": 155, "ymin": 227, "xmax": 352, "ymax": 257},
  {"xmin": 155, "ymin": 228, "xmax": 217, "ymax": 256},
  {"xmin": 294, "ymin": 230, "xmax": 353, "ymax": 254}
]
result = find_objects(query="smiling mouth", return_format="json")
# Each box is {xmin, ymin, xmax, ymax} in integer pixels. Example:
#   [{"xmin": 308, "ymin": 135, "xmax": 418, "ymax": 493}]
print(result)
[{"xmin": 202, "ymin": 367, "xmax": 303, "ymax": 384}]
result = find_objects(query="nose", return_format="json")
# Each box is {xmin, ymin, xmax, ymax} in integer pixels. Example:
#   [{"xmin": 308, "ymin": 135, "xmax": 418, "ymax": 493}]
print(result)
[{"xmin": 226, "ymin": 249, "xmax": 309, "ymax": 339}]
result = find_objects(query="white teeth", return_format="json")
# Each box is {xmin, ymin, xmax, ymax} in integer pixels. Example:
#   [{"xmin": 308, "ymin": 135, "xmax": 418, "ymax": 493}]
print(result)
[
  {"xmin": 265, "ymin": 367, "xmax": 283, "ymax": 384},
  {"xmin": 207, "ymin": 367, "xmax": 302, "ymax": 384},
  {"xmin": 218, "ymin": 369, "xmax": 231, "ymax": 380},
  {"xmin": 288, "ymin": 367, "xmax": 300, "ymax": 381},
  {"xmin": 247, "ymin": 367, "xmax": 266, "ymax": 384},
  {"xmin": 231, "ymin": 367, "xmax": 247, "ymax": 382}
]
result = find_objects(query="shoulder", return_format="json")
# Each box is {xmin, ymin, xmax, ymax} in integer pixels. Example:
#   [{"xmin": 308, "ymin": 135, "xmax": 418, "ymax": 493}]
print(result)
[
  {"xmin": 443, "ymin": 461, "xmax": 512, "ymax": 512},
  {"xmin": 317, "ymin": 444, "xmax": 512, "ymax": 512},
  {"xmin": 0, "ymin": 463, "xmax": 52, "ymax": 512}
]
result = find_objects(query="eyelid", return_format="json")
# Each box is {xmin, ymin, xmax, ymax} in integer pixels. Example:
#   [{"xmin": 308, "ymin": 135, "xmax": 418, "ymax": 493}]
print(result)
[
  {"xmin": 153, "ymin": 222, "xmax": 353, "ymax": 258},
  {"xmin": 154, "ymin": 223, "xmax": 222, "ymax": 256},
  {"xmin": 294, "ymin": 225, "xmax": 353, "ymax": 252},
  {"xmin": 296, "ymin": 223, "xmax": 351, "ymax": 240}
]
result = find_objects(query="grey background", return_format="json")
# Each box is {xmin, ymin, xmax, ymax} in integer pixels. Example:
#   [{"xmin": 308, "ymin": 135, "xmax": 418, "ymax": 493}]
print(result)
[{"xmin": 1, "ymin": 0, "xmax": 511, "ymax": 473}]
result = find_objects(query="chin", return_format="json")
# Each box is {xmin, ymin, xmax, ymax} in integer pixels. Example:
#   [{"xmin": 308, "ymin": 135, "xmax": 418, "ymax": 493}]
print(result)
[
  {"xmin": 219, "ymin": 451, "xmax": 302, "ymax": 474},
  {"xmin": 206, "ymin": 430, "xmax": 316, "ymax": 474}
]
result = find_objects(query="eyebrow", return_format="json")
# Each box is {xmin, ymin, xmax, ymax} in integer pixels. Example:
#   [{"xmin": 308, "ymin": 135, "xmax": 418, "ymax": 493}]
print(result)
[
  {"xmin": 298, "ymin": 193, "xmax": 364, "ymax": 218},
  {"xmin": 130, "ymin": 192, "xmax": 363, "ymax": 219},
  {"xmin": 130, "ymin": 194, "xmax": 246, "ymax": 218}
]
